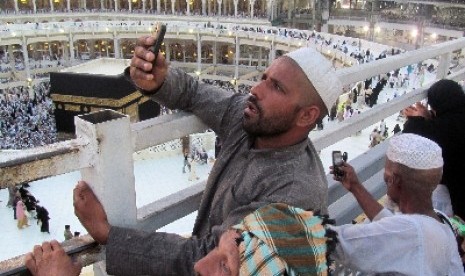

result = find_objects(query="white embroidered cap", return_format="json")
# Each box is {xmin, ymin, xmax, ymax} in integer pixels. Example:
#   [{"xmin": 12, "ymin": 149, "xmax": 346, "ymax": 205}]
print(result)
[
  {"xmin": 386, "ymin": 133, "xmax": 443, "ymax": 170},
  {"xmin": 285, "ymin": 47, "xmax": 343, "ymax": 112}
]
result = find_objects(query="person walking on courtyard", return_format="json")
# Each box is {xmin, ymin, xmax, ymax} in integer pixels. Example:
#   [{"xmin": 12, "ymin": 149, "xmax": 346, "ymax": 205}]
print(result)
[
  {"xmin": 36, "ymin": 205, "xmax": 50, "ymax": 234},
  {"xmin": 16, "ymin": 200, "xmax": 29, "ymax": 229},
  {"xmin": 64, "ymin": 225, "xmax": 73, "ymax": 241}
]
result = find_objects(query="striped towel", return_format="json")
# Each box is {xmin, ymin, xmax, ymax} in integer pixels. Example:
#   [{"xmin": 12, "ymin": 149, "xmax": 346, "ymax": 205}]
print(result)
[{"xmin": 233, "ymin": 203, "xmax": 328, "ymax": 276}]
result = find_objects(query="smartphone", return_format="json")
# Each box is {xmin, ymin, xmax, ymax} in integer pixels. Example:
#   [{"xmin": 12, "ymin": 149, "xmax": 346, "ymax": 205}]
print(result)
[
  {"xmin": 332, "ymin": 151, "xmax": 344, "ymax": 179},
  {"xmin": 150, "ymin": 23, "xmax": 166, "ymax": 66}
]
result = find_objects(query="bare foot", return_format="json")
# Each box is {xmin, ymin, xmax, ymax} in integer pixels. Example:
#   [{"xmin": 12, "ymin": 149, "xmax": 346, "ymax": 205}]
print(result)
[
  {"xmin": 24, "ymin": 240, "xmax": 81, "ymax": 276},
  {"xmin": 73, "ymin": 181, "xmax": 111, "ymax": 245}
]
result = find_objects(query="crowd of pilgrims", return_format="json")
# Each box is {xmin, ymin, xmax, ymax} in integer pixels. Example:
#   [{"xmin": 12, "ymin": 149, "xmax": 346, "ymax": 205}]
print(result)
[
  {"xmin": 6, "ymin": 184, "xmax": 51, "ymax": 233},
  {"xmin": 0, "ymin": 82, "xmax": 57, "ymax": 150}
]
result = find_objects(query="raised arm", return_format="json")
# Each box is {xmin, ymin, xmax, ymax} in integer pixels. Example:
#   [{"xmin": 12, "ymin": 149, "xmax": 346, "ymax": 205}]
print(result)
[{"xmin": 331, "ymin": 163, "xmax": 383, "ymax": 221}]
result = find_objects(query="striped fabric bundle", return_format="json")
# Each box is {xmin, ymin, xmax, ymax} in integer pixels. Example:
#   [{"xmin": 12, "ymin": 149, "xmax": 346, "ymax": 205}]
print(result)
[{"xmin": 233, "ymin": 203, "xmax": 328, "ymax": 276}]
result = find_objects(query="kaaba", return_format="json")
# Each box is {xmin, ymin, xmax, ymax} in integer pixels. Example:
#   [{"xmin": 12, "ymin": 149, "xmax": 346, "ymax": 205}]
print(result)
[{"xmin": 50, "ymin": 58, "xmax": 160, "ymax": 133}]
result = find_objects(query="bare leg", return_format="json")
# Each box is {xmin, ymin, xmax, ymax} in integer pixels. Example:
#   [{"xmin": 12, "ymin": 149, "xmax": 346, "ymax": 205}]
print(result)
[
  {"xmin": 73, "ymin": 181, "xmax": 111, "ymax": 245},
  {"xmin": 24, "ymin": 240, "xmax": 81, "ymax": 276}
]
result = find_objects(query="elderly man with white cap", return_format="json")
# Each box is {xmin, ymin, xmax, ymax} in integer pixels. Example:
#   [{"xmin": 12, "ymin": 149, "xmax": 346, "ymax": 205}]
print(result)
[
  {"xmin": 39, "ymin": 37, "xmax": 343, "ymax": 275},
  {"xmin": 330, "ymin": 133, "xmax": 464, "ymax": 275}
]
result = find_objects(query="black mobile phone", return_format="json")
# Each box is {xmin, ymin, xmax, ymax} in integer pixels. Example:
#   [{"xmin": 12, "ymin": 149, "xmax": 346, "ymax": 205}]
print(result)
[
  {"xmin": 332, "ymin": 151, "xmax": 344, "ymax": 178},
  {"xmin": 150, "ymin": 23, "xmax": 166, "ymax": 65}
]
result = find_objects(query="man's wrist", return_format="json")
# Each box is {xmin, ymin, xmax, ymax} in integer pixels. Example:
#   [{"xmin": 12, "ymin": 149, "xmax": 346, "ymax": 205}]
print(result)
[{"xmin": 122, "ymin": 66, "xmax": 161, "ymax": 95}]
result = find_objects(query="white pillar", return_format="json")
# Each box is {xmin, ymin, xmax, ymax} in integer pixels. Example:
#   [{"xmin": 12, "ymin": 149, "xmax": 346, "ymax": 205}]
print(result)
[
  {"xmin": 21, "ymin": 37, "xmax": 31, "ymax": 79},
  {"xmin": 233, "ymin": 0, "xmax": 238, "ymax": 17},
  {"xmin": 101, "ymin": 0, "xmax": 104, "ymax": 9},
  {"xmin": 216, "ymin": 0, "xmax": 222, "ymax": 15},
  {"xmin": 14, "ymin": 0, "xmax": 19, "ymax": 12},
  {"xmin": 202, "ymin": 0, "xmax": 206, "ymax": 15},
  {"xmin": 157, "ymin": 0, "xmax": 161, "ymax": 13},
  {"xmin": 269, "ymin": 42, "xmax": 275, "ymax": 64},
  {"xmin": 113, "ymin": 37, "xmax": 120, "ymax": 58},
  {"xmin": 250, "ymin": 0, "xmax": 255, "ymax": 18},
  {"xmin": 68, "ymin": 33, "xmax": 75, "ymax": 62},
  {"xmin": 75, "ymin": 110, "xmax": 137, "ymax": 228},
  {"xmin": 32, "ymin": 0, "xmax": 37, "ymax": 13},
  {"xmin": 196, "ymin": 33, "xmax": 201, "ymax": 72},
  {"xmin": 171, "ymin": 0, "xmax": 175, "ymax": 13},
  {"xmin": 114, "ymin": 0, "xmax": 118, "ymax": 11},
  {"xmin": 128, "ymin": 0, "xmax": 132, "ymax": 11},
  {"xmin": 165, "ymin": 42, "xmax": 171, "ymax": 61},
  {"xmin": 83, "ymin": 0, "xmax": 87, "ymax": 9},
  {"xmin": 186, "ymin": 0, "xmax": 190, "ymax": 15},
  {"xmin": 235, "ymin": 36, "xmax": 240, "ymax": 79},
  {"xmin": 213, "ymin": 41, "xmax": 217, "ymax": 66},
  {"xmin": 67, "ymin": 0, "xmax": 71, "ymax": 11},
  {"xmin": 142, "ymin": 0, "xmax": 146, "ymax": 12}
]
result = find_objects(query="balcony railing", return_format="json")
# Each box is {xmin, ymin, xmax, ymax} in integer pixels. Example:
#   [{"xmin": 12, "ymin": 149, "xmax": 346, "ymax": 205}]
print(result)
[{"xmin": 1, "ymin": 37, "xmax": 465, "ymax": 275}]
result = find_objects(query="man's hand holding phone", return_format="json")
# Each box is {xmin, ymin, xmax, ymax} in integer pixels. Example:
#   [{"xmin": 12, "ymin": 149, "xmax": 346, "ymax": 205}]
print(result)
[
  {"xmin": 330, "ymin": 151, "xmax": 362, "ymax": 192},
  {"xmin": 129, "ymin": 22, "xmax": 168, "ymax": 93}
]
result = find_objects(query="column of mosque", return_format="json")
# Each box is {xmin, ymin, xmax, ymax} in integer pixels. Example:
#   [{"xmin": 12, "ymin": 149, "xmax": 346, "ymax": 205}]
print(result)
[
  {"xmin": 249, "ymin": 0, "xmax": 254, "ymax": 18},
  {"xmin": 82, "ymin": 0, "xmax": 87, "ymax": 10},
  {"xmin": 171, "ymin": 0, "xmax": 175, "ymax": 14},
  {"xmin": 321, "ymin": 0, "xmax": 329, "ymax": 33},
  {"xmin": 212, "ymin": 41, "xmax": 217, "ymax": 67},
  {"xmin": 234, "ymin": 36, "xmax": 240, "ymax": 79},
  {"xmin": 114, "ymin": 0, "xmax": 119, "ymax": 12},
  {"xmin": 13, "ymin": 0, "xmax": 18, "ymax": 13},
  {"xmin": 68, "ymin": 33, "xmax": 75, "ymax": 63},
  {"xmin": 165, "ymin": 42, "xmax": 171, "ymax": 61},
  {"xmin": 8, "ymin": 44, "xmax": 15, "ymax": 67},
  {"xmin": 202, "ymin": 0, "xmax": 206, "ymax": 15},
  {"xmin": 100, "ymin": 0, "xmax": 104, "ymax": 9},
  {"xmin": 128, "ymin": 0, "xmax": 132, "ymax": 12},
  {"xmin": 67, "ymin": 0, "xmax": 71, "ymax": 11},
  {"xmin": 186, "ymin": 0, "xmax": 190, "ymax": 15},
  {"xmin": 223, "ymin": 0, "xmax": 227, "ymax": 16},
  {"xmin": 196, "ymin": 33, "xmax": 201, "ymax": 72},
  {"xmin": 62, "ymin": 40, "xmax": 70, "ymax": 66},
  {"xmin": 49, "ymin": 0, "xmax": 54, "ymax": 11},
  {"xmin": 258, "ymin": 47, "xmax": 262, "ymax": 67},
  {"xmin": 89, "ymin": 40, "xmax": 96, "ymax": 58},
  {"xmin": 142, "ymin": 0, "xmax": 146, "ymax": 12},
  {"xmin": 266, "ymin": 0, "xmax": 272, "ymax": 20},
  {"xmin": 157, "ymin": 0, "xmax": 161, "ymax": 13},
  {"xmin": 216, "ymin": 0, "xmax": 222, "ymax": 15},
  {"xmin": 268, "ymin": 41, "xmax": 274, "ymax": 65},
  {"xmin": 32, "ymin": 0, "xmax": 37, "ymax": 13},
  {"xmin": 113, "ymin": 36, "xmax": 120, "ymax": 58},
  {"xmin": 233, "ymin": 0, "xmax": 238, "ymax": 17},
  {"xmin": 21, "ymin": 36, "xmax": 31, "ymax": 79}
]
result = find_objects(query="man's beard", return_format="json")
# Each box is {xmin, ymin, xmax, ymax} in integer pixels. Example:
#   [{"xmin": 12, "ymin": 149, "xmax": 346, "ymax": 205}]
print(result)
[{"xmin": 242, "ymin": 96, "xmax": 300, "ymax": 137}]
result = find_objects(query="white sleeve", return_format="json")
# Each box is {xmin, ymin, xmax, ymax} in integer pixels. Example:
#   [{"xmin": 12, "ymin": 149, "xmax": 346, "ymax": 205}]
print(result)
[{"xmin": 329, "ymin": 216, "xmax": 420, "ymax": 274}]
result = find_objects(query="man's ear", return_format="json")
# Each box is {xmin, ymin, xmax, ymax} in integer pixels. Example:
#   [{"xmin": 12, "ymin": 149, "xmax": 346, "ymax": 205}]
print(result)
[
  {"xmin": 392, "ymin": 173, "xmax": 402, "ymax": 191},
  {"xmin": 297, "ymin": 105, "xmax": 321, "ymax": 127}
]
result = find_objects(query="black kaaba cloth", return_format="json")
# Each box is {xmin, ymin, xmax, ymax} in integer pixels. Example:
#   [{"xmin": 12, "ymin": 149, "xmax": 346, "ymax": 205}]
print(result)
[{"xmin": 50, "ymin": 72, "xmax": 160, "ymax": 133}]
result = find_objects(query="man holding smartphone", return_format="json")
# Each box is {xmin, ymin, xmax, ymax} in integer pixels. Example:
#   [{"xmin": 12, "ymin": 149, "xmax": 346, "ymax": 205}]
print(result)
[
  {"xmin": 72, "ymin": 33, "xmax": 343, "ymax": 275},
  {"xmin": 329, "ymin": 134, "xmax": 463, "ymax": 275}
]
